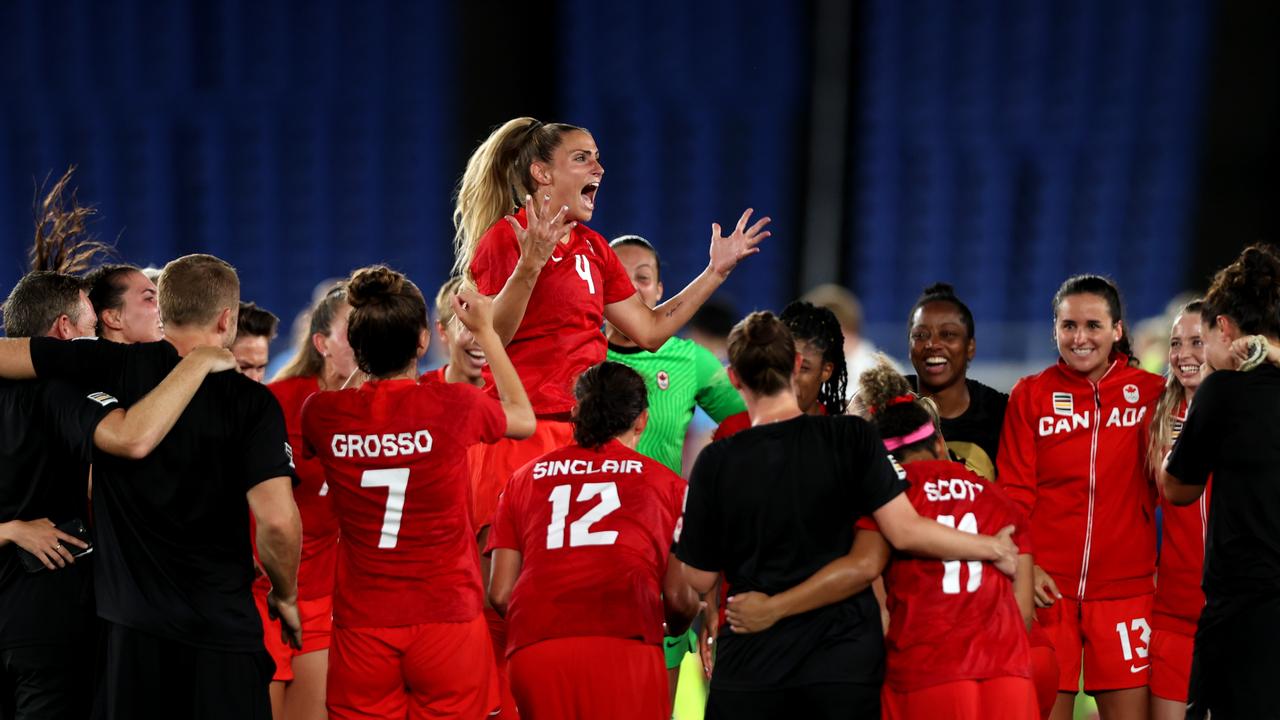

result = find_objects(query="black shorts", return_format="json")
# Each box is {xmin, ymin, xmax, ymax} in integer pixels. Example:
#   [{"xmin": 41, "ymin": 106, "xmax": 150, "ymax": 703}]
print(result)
[
  {"xmin": 93, "ymin": 622, "xmax": 274, "ymax": 720},
  {"xmin": 0, "ymin": 643, "xmax": 93, "ymax": 720},
  {"xmin": 1187, "ymin": 605, "xmax": 1280, "ymax": 720},
  {"xmin": 705, "ymin": 682, "xmax": 880, "ymax": 720}
]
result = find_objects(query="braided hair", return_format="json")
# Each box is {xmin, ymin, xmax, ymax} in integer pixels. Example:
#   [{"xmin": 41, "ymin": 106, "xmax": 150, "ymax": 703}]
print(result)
[{"xmin": 780, "ymin": 300, "xmax": 847, "ymax": 415}]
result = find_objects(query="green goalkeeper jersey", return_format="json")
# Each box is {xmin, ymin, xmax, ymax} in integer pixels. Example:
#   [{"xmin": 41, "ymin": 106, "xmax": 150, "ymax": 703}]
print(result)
[{"xmin": 606, "ymin": 337, "xmax": 745, "ymax": 474}]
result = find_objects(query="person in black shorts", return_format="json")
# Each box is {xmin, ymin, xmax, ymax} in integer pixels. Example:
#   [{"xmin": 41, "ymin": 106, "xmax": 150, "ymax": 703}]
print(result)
[
  {"xmin": 903, "ymin": 283, "xmax": 1007, "ymax": 480},
  {"xmin": 0, "ymin": 254, "xmax": 303, "ymax": 720},
  {"xmin": 0, "ymin": 269, "xmax": 238, "ymax": 719},
  {"xmin": 675, "ymin": 311, "xmax": 1019, "ymax": 720},
  {"xmin": 1162, "ymin": 244, "xmax": 1280, "ymax": 720}
]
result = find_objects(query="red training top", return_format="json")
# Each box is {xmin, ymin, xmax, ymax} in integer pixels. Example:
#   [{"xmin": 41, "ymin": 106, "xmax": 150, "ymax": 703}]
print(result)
[
  {"xmin": 470, "ymin": 209, "xmax": 636, "ymax": 416},
  {"xmin": 261, "ymin": 375, "xmax": 338, "ymax": 600},
  {"xmin": 486, "ymin": 440, "xmax": 687, "ymax": 656},
  {"xmin": 301, "ymin": 378, "xmax": 506, "ymax": 627},
  {"xmin": 1153, "ymin": 399, "xmax": 1211, "ymax": 636},
  {"xmin": 998, "ymin": 355, "xmax": 1164, "ymax": 601},
  {"xmin": 418, "ymin": 367, "xmax": 447, "ymax": 385},
  {"xmin": 857, "ymin": 459, "xmax": 1033, "ymax": 692}
]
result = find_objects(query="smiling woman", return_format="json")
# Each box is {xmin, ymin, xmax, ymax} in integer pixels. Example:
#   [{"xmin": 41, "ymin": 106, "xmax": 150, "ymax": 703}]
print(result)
[{"xmin": 904, "ymin": 283, "xmax": 1006, "ymax": 481}]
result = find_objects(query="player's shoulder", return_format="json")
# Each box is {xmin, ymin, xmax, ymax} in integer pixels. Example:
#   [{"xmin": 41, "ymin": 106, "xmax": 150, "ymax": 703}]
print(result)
[
  {"xmin": 966, "ymin": 378, "xmax": 1009, "ymax": 410},
  {"xmin": 268, "ymin": 375, "xmax": 318, "ymax": 406}
]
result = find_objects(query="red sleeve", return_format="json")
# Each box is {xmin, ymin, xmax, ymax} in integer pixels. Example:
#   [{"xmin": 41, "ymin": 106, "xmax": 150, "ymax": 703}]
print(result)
[
  {"xmin": 669, "ymin": 474, "xmax": 689, "ymax": 546},
  {"xmin": 989, "ymin": 484, "xmax": 1035, "ymax": 556},
  {"xmin": 597, "ymin": 235, "xmax": 639, "ymax": 305},
  {"xmin": 470, "ymin": 220, "xmax": 522, "ymax": 296},
  {"xmin": 855, "ymin": 516, "xmax": 880, "ymax": 532},
  {"xmin": 448, "ymin": 383, "xmax": 508, "ymax": 445},
  {"xmin": 996, "ymin": 378, "xmax": 1038, "ymax": 516},
  {"xmin": 299, "ymin": 393, "xmax": 323, "ymax": 460},
  {"xmin": 485, "ymin": 474, "xmax": 523, "ymax": 555},
  {"xmin": 712, "ymin": 411, "xmax": 751, "ymax": 441}
]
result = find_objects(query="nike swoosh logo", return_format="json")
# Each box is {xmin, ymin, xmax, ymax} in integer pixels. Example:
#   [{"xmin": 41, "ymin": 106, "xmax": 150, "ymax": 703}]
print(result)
[
  {"xmin": 1130, "ymin": 664, "xmax": 1149, "ymax": 673},
  {"xmin": 550, "ymin": 255, "xmax": 564, "ymax": 263}
]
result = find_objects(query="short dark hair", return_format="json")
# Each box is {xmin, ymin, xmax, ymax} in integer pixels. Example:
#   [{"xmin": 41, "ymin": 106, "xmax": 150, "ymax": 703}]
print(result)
[
  {"xmin": 572, "ymin": 362, "xmax": 649, "ymax": 448},
  {"xmin": 2, "ymin": 271, "xmax": 88, "ymax": 338},
  {"xmin": 158, "ymin": 254, "xmax": 240, "ymax": 328},
  {"xmin": 346, "ymin": 265, "xmax": 427, "ymax": 377},
  {"xmin": 237, "ymin": 302, "xmax": 280, "ymax": 340},
  {"xmin": 86, "ymin": 264, "xmax": 143, "ymax": 335}
]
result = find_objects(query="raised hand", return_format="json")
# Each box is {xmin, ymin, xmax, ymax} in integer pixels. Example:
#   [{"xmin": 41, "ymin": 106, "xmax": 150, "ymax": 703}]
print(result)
[
  {"xmin": 451, "ymin": 288, "xmax": 495, "ymax": 334},
  {"xmin": 709, "ymin": 208, "xmax": 771, "ymax": 278},
  {"xmin": 505, "ymin": 194, "xmax": 576, "ymax": 272}
]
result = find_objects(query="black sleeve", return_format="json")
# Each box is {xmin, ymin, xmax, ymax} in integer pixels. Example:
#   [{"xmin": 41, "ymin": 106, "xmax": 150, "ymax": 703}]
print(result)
[
  {"xmin": 674, "ymin": 441, "xmax": 724, "ymax": 572},
  {"xmin": 848, "ymin": 418, "xmax": 909, "ymax": 516},
  {"xmin": 1165, "ymin": 371, "xmax": 1223, "ymax": 487},
  {"xmin": 40, "ymin": 380, "xmax": 119, "ymax": 463},
  {"xmin": 29, "ymin": 337, "xmax": 127, "ymax": 393},
  {"xmin": 238, "ymin": 382, "xmax": 297, "ymax": 491}
]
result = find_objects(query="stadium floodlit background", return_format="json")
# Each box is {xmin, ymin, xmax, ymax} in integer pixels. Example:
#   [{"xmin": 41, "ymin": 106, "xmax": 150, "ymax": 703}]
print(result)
[{"xmin": 1, "ymin": 0, "xmax": 1277, "ymax": 382}]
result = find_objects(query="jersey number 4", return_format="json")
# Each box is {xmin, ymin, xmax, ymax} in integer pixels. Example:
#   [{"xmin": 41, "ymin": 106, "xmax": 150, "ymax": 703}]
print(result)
[
  {"xmin": 546, "ymin": 482, "xmax": 619, "ymax": 549},
  {"xmin": 937, "ymin": 512, "xmax": 982, "ymax": 594}
]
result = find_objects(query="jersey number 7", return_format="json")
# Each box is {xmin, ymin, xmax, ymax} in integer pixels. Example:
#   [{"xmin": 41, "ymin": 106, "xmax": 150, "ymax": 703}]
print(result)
[{"xmin": 547, "ymin": 482, "xmax": 620, "ymax": 549}]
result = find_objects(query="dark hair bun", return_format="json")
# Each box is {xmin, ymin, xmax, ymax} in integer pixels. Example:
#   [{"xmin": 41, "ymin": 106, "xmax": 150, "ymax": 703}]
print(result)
[
  {"xmin": 573, "ymin": 362, "xmax": 648, "ymax": 448},
  {"xmin": 921, "ymin": 282, "xmax": 957, "ymax": 299},
  {"xmin": 347, "ymin": 266, "xmax": 404, "ymax": 309}
]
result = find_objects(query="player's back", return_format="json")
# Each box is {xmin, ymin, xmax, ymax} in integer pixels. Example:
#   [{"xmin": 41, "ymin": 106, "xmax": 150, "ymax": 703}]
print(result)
[
  {"xmin": 302, "ymin": 377, "xmax": 505, "ymax": 628},
  {"xmin": 872, "ymin": 458, "xmax": 1033, "ymax": 692},
  {"xmin": 490, "ymin": 440, "xmax": 685, "ymax": 655}
]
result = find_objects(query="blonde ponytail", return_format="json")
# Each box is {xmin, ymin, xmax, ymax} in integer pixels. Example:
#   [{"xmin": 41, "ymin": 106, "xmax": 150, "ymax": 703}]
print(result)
[{"xmin": 451, "ymin": 117, "xmax": 588, "ymax": 284}]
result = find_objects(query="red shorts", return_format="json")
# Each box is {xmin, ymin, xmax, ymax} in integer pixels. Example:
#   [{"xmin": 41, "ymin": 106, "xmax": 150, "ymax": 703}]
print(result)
[
  {"xmin": 509, "ymin": 636, "xmax": 667, "ymax": 720},
  {"xmin": 1028, "ymin": 626, "xmax": 1060, "ymax": 719},
  {"xmin": 255, "ymin": 589, "xmax": 333, "ymax": 682},
  {"xmin": 327, "ymin": 615, "xmax": 498, "ymax": 720},
  {"xmin": 1148, "ymin": 628, "xmax": 1194, "ymax": 702},
  {"xmin": 484, "ymin": 606, "xmax": 519, "ymax": 719},
  {"xmin": 1035, "ymin": 593, "xmax": 1153, "ymax": 693},
  {"xmin": 882, "ymin": 676, "xmax": 1039, "ymax": 720},
  {"xmin": 471, "ymin": 419, "xmax": 574, "ymax": 529}
]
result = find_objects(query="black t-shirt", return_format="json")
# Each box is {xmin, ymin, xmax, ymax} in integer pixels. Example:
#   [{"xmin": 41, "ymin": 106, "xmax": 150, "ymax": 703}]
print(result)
[
  {"xmin": 676, "ymin": 414, "xmax": 908, "ymax": 690},
  {"xmin": 1166, "ymin": 365, "xmax": 1280, "ymax": 627},
  {"xmin": 907, "ymin": 376, "xmax": 1007, "ymax": 480},
  {"xmin": 29, "ymin": 337, "xmax": 295, "ymax": 651},
  {"xmin": 0, "ymin": 379, "xmax": 115, "ymax": 648}
]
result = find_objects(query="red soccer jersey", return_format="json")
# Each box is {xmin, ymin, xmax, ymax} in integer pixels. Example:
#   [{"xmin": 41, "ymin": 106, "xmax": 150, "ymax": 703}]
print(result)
[
  {"xmin": 418, "ymin": 367, "xmax": 447, "ymax": 385},
  {"xmin": 1153, "ymin": 400, "xmax": 1211, "ymax": 635},
  {"xmin": 264, "ymin": 376, "xmax": 338, "ymax": 600},
  {"xmin": 997, "ymin": 355, "xmax": 1165, "ymax": 600},
  {"xmin": 470, "ymin": 209, "xmax": 636, "ymax": 416},
  {"xmin": 856, "ymin": 459, "xmax": 1033, "ymax": 692},
  {"xmin": 712, "ymin": 411, "xmax": 751, "ymax": 442},
  {"xmin": 486, "ymin": 440, "xmax": 687, "ymax": 656},
  {"xmin": 301, "ymin": 378, "xmax": 506, "ymax": 628}
]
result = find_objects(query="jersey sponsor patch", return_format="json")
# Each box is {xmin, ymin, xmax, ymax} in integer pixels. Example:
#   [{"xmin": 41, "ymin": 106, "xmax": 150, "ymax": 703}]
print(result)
[
  {"xmin": 1123, "ymin": 383, "xmax": 1140, "ymax": 404},
  {"xmin": 1052, "ymin": 392, "xmax": 1073, "ymax": 416},
  {"xmin": 656, "ymin": 370, "xmax": 670, "ymax": 390},
  {"xmin": 1171, "ymin": 419, "xmax": 1183, "ymax": 441},
  {"xmin": 86, "ymin": 391, "xmax": 118, "ymax": 407}
]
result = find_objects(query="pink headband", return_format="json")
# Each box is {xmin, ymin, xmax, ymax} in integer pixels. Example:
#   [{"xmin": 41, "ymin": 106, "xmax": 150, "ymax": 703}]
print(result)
[{"xmin": 882, "ymin": 421, "xmax": 936, "ymax": 451}]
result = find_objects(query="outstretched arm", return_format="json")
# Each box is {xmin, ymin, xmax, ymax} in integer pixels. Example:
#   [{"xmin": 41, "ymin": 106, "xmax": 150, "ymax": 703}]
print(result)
[
  {"xmin": 93, "ymin": 347, "xmax": 237, "ymax": 459},
  {"xmin": 724, "ymin": 529, "xmax": 890, "ymax": 634},
  {"xmin": 452, "ymin": 290, "xmax": 535, "ymax": 439},
  {"xmin": 604, "ymin": 209, "xmax": 771, "ymax": 351}
]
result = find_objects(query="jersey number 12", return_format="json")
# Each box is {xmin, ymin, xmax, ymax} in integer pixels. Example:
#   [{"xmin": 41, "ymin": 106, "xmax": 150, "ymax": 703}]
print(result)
[{"xmin": 547, "ymin": 482, "xmax": 619, "ymax": 549}]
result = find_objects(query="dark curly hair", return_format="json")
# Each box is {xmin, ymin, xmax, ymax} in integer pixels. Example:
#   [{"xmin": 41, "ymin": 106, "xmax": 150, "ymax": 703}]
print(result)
[
  {"xmin": 858, "ymin": 360, "xmax": 939, "ymax": 460},
  {"xmin": 346, "ymin": 265, "xmax": 428, "ymax": 377},
  {"xmin": 1201, "ymin": 244, "xmax": 1280, "ymax": 339},
  {"xmin": 780, "ymin": 300, "xmax": 847, "ymax": 415},
  {"xmin": 573, "ymin": 362, "xmax": 649, "ymax": 448}
]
